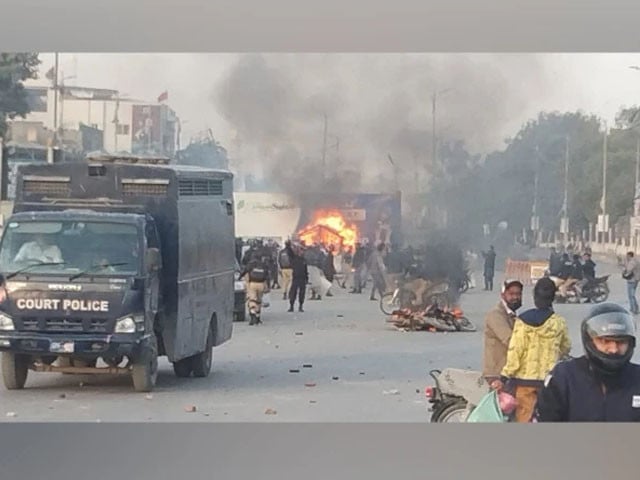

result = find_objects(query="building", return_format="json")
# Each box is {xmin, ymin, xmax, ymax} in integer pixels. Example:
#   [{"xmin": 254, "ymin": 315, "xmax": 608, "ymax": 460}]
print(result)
[{"xmin": 9, "ymin": 84, "xmax": 179, "ymax": 157}]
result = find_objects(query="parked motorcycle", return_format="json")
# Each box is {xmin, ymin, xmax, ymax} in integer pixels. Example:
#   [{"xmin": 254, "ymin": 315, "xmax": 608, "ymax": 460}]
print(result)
[{"xmin": 425, "ymin": 368, "xmax": 489, "ymax": 422}]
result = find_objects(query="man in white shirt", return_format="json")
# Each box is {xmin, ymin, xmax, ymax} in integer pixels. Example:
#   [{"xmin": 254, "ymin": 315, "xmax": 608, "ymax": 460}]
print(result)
[{"xmin": 14, "ymin": 234, "xmax": 63, "ymax": 264}]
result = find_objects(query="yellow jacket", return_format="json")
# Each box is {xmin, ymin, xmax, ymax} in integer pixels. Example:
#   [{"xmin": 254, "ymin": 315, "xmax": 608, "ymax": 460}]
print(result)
[{"xmin": 501, "ymin": 308, "xmax": 571, "ymax": 383}]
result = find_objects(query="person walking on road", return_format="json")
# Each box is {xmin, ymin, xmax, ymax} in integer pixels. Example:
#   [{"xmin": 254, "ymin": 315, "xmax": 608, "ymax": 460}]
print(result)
[
  {"xmin": 623, "ymin": 252, "xmax": 640, "ymax": 314},
  {"xmin": 239, "ymin": 253, "xmax": 271, "ymax": 326},
  {"xmin": 482, "ymin": 245, "xmax": 496, "ymax": 291},
  {"xmin": 368, "ymin": 243, "xmax": 388, "ymax": 301},
  {"xmin": 278, "ymin": 241, "xmax": 293, "ymax": 300},
  {"xmin": 287, "ymin": 242, "xmax": 309, "ymax": 313}
]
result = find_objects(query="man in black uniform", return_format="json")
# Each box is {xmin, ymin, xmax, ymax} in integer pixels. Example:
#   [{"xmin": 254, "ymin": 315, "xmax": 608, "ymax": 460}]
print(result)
[
  {"xmin": 535, "ymin": 303, "xmax": 640, "ymax": 422},
  {"xmin": 287, "ymin": 242, "xmax": 309, "ymax": 313}
]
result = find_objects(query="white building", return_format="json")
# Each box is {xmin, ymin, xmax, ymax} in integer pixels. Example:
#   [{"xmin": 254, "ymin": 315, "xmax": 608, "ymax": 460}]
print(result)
[{"xmin": 9, "ymin": 83, "xmax": 179, "ymax": 156}]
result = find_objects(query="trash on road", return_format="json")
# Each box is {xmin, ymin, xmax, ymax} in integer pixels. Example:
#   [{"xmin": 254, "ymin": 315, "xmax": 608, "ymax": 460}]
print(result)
[
  {"xmin": 184, "ymin": 405, "xmax": 197, "ymax": 413},
  {"xmin": 6, "ymin": 412, "xmax": 17, "ymax": 418},
  {"xmin": 265, "ymin": 408, "xmax": 278, "ymax": 415},
  {"xmin": 383, "ymin": 389, "xmax": 400, "ymax": 396}
]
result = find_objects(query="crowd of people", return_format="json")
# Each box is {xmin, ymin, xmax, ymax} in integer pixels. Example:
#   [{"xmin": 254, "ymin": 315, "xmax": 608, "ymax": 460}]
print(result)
[
  {"xmin": 483, "ymin": 275, "xmax": 640, "ymax": 422},
  {"xmin": 236, "ymin": 236, "xmax": 474, "ymax": 326}
]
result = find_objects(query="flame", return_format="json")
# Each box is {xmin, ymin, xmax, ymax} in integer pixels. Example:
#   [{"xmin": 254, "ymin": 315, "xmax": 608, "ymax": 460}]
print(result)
[{"xmin": 297, "ymin": 209, "xmax": 359, "ymax": 248}]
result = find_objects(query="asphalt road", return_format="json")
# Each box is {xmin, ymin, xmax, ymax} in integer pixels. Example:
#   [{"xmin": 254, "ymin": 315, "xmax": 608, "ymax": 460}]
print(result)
[{"xmin": 1, "ymin": 260, "xmax": 637, "ymax": 422}]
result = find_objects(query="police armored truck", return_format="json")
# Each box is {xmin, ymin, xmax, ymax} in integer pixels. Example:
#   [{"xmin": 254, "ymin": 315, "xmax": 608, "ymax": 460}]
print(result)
[{"xmin": 0, "ymin": 154, "xmax": 235, "ymax": 392}]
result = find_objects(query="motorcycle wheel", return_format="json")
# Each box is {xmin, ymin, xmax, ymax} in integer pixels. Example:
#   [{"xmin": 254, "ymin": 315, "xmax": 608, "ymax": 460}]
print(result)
[
  {"xmin": 430, "ymin": 399, "xmax": 469, "ymax": 423},
  {"xmin": 453, "ymin": 316, "xmax": 477, "ymax": 332},
  {"xmin": 380, "ymin": 291, "xmax": 400, "ymax": 315},
  {"xmin": 590, "ymin": 284, "xmax": 609, "ymax": 304}
]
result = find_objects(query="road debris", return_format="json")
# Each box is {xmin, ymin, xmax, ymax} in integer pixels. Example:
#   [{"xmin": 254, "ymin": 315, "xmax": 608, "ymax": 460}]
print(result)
[
  {"xmin": 383, "ymin": 389, "xmax": 400, "ymax": 396},
  {"xmin": 145, "ymin": 394, "xmax": 153, "ymax": 400},
  {"xmin": 184, "ymin": 405, "xmax": 197, "ymax": 413},
  {"xmin": 6, "ymin": 412, "xmax": 17, "ymax": 418},
  {"xmin": 305, "ymin": 383, "xmax": 317, "ymax": 388},
  {"xmin": 265, "ymin": 408, "xmax": 277, "ymax": 415},
  {"xmin": 303, "ymin": 364, "xmax": 313, "ymax": 368},
  {"xmin": 289, "ymin": 369, "xmax": 300, "ymax": 373}
]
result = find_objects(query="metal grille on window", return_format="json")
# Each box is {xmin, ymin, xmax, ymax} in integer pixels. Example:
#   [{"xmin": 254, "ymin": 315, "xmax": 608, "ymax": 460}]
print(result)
[
  {"xmin": 23, "ymin": 180, "xmax": 71, "ymax": 197},
  {"xmin": 178, "ymin": 179, "xmax": 223, "ymax": 197}
]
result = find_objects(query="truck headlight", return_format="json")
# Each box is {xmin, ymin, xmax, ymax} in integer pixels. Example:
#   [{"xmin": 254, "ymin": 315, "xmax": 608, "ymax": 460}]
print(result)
[
  {"xmin": 0, "ymin": 313, "xmax": 15, "ymax": 331},
  {"xmin": 115, "ymin": 316, "xmax": 136, "ymax": 333}
]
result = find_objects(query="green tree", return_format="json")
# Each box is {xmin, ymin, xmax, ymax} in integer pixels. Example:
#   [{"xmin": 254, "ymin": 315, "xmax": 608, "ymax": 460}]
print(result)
[{"xmin": 0, "ymin": 53, "xmax": 41, "ymax": 138}]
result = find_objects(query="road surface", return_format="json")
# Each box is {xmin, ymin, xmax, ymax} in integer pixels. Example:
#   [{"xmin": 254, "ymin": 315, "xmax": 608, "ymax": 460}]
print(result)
[{"xmin": 0, "ymin": 261, "xmax": 636, "ymax": 422}]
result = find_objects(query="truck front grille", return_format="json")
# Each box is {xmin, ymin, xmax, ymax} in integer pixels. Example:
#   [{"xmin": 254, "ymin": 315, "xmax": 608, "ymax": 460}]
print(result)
[{"xmin": 20, "ymin": 317, "xmax": 109, "ymax": 333}]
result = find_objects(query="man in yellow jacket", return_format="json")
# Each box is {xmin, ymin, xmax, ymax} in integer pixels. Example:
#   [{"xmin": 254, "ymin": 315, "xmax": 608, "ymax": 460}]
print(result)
[{"xmin": 497, "ymin": 277, "xmax": 571, "ymax": 422}]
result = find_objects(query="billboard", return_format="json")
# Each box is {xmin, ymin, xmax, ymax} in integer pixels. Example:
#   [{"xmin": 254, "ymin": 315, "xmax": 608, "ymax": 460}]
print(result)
[
  {"xmin": 131, "ymin": 105, "xmax": 162, "ymax": 154},
  {"xmin": 295, "ymin": 192, "xmax": 402, "ymax": 246}
]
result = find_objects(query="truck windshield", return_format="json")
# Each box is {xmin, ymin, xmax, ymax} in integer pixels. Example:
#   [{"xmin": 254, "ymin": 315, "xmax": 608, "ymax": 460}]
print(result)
[{"xmin": 0, "ymin": 220, "xmax": 141, "ymax": 277}]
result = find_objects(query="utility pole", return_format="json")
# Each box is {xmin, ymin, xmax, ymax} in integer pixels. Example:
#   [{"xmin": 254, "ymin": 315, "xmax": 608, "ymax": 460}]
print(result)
[
  {"xmin": 531, "ymin": 144, "xmax": 540, "ymax": 235},
  {"xmin": 52, "ymin": 53, "xmax": 59, "ymax": 146},
  {"xmin": 602, "ymin": 124, "xmax": 608, "ymax": 216},
  {"xmin": 636, "ymin": 136, "xmax": 640, "ymax": 189},
  {"xmin": 432, "ymin": 93, "xmax": 436, "ymax": 170},
  {"xmin": 321, "ymin": 114, "xmax": 328, "ymax": 180},
  {"xmin": 561, "ymin": 136, "xmax": 570, "ymax": 243}
]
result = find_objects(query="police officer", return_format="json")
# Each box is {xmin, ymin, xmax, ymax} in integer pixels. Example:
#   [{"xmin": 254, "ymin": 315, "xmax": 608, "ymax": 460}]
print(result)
[
  {"xmin": 535, "ymin": 303, "xmax": 640, "ymax": 422},
  {"xmin": 239, "ymin": 252, "xmax": 271, "ymax": 325},
  {"xmin": 287, "ymin": 242, "xmax": 309, "ymax": 313}
]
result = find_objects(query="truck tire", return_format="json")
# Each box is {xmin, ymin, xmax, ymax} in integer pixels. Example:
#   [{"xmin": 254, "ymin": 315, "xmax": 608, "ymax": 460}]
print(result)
[
  {"xmin": 191, "ymin": 325, "xmax": 214, "ymax": 378},
  {"xmin": 2, "ymin": 352, "xmax": 29, "ymax": 390},
  {"xmin": 172, "ymin": 358, "xmax": 193, "ymax": 378},
  {"xmin": 132, "ymin": 335, "xmax": 158, "ymax": 392}
]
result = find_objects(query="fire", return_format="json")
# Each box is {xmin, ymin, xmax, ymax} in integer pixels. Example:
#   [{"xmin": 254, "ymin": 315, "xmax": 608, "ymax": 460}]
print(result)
[{"xmin": 297, "ymin": 209, "xmax": 359, "ymax": 248}]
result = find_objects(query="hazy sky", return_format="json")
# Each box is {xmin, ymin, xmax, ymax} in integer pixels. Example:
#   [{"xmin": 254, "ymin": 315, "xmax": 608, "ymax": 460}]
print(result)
[{"xmin": 29, "ymin": 53, "xmax": 640, "ymax": 162}]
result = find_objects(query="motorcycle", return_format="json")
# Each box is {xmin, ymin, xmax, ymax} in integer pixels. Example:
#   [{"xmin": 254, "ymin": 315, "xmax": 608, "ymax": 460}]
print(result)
[
  {"xmin": 425, "ymin": 368, "xmax": 489, "ymax": 422},
  {"xmin": 548, "ymin": 274, "xmax": 610, "ymax": 304},
  {"xmin": 380, "ymin": 277, "xmax": 450, "ymax": 315}
]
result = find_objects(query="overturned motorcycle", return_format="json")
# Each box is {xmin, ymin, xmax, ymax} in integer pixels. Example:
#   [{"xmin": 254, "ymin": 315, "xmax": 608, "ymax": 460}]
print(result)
[{"xmin": 387, "ymin": 304, "xmax": 477, "ymax": 332}]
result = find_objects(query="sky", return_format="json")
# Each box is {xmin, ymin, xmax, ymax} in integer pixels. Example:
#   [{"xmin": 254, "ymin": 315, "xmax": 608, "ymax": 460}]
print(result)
[{"xmin": 26, "ymin": 53, "xmax": 640, "ymax": 186}]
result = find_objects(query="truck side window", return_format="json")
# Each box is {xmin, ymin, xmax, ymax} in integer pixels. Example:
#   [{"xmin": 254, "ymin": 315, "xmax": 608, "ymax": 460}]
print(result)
[{"xmin": 146, "ymin": 221, "xmax": 160, "ymax": 249}]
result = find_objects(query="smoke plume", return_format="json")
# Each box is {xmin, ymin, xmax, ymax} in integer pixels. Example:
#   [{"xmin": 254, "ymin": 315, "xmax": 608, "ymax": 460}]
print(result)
[{"xmin": 213, "ymin": 53, "xmax": 552, "ymax": 195}]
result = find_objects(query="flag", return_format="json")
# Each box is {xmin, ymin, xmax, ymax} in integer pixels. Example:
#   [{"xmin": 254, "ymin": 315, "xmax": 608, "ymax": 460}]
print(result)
[{"xmin": 157, "ymin": 91, "xmax": 168, "ymax": 103}]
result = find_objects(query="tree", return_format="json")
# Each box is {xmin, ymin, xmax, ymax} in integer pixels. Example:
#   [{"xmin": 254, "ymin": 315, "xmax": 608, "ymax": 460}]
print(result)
[{"xmin": 0, "ymin": 53, "xmax": 41, "ymax": 138}]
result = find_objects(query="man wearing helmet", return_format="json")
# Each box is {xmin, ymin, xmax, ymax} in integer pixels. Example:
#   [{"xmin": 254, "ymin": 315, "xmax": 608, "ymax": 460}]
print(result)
[{"xmin": 535, "ymin": 303, "xmax": 640, "ymax": 422}]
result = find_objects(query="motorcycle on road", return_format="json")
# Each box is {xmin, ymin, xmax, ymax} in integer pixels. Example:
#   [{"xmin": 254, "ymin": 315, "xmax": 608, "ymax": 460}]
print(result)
[
  {"xmin": 425, "ymin": 368, "xmax": 489, "ymax": 422},
  {"xmin": 547, "ymin": 274, "xmax": 610, "ymax": 304}
]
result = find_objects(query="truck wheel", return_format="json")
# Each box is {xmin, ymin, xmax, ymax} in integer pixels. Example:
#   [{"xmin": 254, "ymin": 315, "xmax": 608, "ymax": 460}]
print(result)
[
  {"xmin": 132, "ymin": 335, "xmax": 158, "ymax": 392},
  {"xmin": 2, "ymin": 352, "xmax": 29, "ymax": 390},
  {"xmin": 191, "ymin": 325, "xmax": 214, "ymax": 378},
  {"xmin": 172, "ymin": 358, "xmax": 193, "ymax": 378}
]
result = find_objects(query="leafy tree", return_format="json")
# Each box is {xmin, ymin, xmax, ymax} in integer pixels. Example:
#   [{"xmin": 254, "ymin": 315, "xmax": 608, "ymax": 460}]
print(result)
[{"xmin": 0, "ymin": 53, "xmax": 41, "ymax": 138}]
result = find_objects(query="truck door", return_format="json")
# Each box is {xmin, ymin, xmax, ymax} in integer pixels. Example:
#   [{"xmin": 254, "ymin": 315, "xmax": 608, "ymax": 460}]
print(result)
[{"xmin": 145, "ymin": 219, "xmax": 161, "ymax": 319}]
